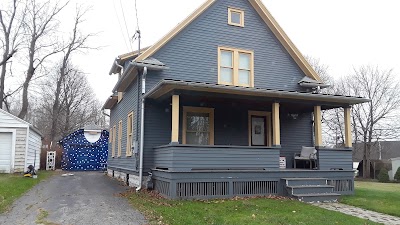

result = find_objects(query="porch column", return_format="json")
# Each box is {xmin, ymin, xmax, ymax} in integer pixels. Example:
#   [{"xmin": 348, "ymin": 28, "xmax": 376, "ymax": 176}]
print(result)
[
  {"xmin": 344, "ymin": 107, "xmax": 352, "ymax": 148},
  {"xmin": 171, "ymin": 95, "xmax": 180, "ymax": 143},
  {"xmin": 314, "ymin": 106, "xmax": 323, "ymax": 147},
  {"xmin": 272, "ymin": 102, "xmax": 280, "ymax": 147}
]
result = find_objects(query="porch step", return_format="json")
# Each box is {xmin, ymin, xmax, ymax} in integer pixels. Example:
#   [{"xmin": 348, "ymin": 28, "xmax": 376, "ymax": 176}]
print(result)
[
  {"xmin": 282, "ymin": 178, "xmax": 341, "ymax": 203},
  {"xmin": 292, "ymin": 193, "xmax": 340, "ymax": 203},
  {"xmin": 286, "ymin": 185, "xmax": 334, "ymax": 195},
  {"xmin": 282, "ymin": 178, "xmax": 327, "ymax": 186}
]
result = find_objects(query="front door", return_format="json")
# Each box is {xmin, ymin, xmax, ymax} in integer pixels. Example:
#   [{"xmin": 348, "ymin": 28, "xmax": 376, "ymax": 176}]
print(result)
[{"xmin": 251, "ymin": 116, "xmax": 266, "ymax": 146}]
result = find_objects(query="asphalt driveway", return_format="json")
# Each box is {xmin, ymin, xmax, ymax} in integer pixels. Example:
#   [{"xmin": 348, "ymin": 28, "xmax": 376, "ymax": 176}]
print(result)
[{"xmin": 0, "ymin": 172, "xmax": 147, "ymax": 225}]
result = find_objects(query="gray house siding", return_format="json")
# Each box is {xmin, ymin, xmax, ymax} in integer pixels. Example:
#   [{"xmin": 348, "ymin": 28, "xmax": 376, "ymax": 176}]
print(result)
[
  {"xmin": 146, "ymin": 0, "xmax": 308, "ymax": 93},
  {"xmin": 108, "ymin": 77, "xmax": 140, "ymax": 171},
  {"xmin": 141, "ymin": 97, "xmax": 313, "ymax": 172}
]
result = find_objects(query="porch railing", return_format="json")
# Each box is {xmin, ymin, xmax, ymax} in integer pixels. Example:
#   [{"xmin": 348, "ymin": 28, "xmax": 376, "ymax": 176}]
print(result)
[
  {"xmin": 153, "ymin": 144, "xmax": 280, "ymax": 172},
  {"xmin": 317, "ymin": 148, "xmax": 353, "ymax": 170}
]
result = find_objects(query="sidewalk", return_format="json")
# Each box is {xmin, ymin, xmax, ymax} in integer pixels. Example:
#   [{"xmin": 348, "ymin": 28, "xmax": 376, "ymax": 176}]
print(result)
[{"xmin": 312, "ymin": 202, "xmax": 400, "ymax": 225}]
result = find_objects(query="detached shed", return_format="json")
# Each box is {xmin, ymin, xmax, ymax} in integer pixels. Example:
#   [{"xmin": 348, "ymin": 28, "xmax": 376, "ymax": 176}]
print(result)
[
  {"xmin": 60, "ymin": 125, "xmax": 109, "ymax": 171},
  {"xmin": 0, "ymin": 109, "xmax": 42, "ymax": 173}
]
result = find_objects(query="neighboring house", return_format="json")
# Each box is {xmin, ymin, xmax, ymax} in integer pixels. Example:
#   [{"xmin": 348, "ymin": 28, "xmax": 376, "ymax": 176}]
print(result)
[
  {"xmin": 353, "ymin": 141, "xmax": 400, "ymax": 179},
  {"xmin": 0, "ymin": 109, "xmax": 42, "ymax": 173},
  {"xmin": 353, "ymin": 141, "xmax": 400, "ymax": 162},
  {"xmin": 59, "ymin": 124, "xmax": 109, "ymax": 171},
  {"xmin": 103, "ymin": 0, "xmax": 369, "ymax": 201}
]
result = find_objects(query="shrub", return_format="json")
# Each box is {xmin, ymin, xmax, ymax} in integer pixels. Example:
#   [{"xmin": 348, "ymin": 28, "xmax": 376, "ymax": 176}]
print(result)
[
  {"xmin": 378, "ymin": 168, "xmax": 390, "ymax": 183},
  {"xmin": 394, "ymin": 167, "xmax": 400, "ymax": 182}
]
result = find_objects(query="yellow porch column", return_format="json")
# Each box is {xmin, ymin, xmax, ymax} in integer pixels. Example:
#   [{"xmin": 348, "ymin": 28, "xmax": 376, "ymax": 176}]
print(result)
[
  {"xmin": 314, "ymin": 106, "xmax": 323, "ymax": 147},
  {"xmin": 272, "ymin": 102, "xmax": 280, "ymax": 146},
  {"xmin": 171, "ymin": 95, "xmax": 180, "ymax": 143},
  {"xmin": 344, "ymin": 107, "xmax": 353, "ymax": 148}
]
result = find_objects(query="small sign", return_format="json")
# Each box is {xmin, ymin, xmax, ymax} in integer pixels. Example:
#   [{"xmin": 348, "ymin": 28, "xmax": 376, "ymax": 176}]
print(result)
[{"xmin": 279, "ymin": 157, "xmax": 286, "ymax": 169}]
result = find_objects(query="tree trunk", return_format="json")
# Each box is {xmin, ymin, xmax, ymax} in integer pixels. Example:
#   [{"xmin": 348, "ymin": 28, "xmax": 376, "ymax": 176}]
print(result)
[{"xmin": 0, "ymin": 52, "xmax": 7, "ymax": 109}]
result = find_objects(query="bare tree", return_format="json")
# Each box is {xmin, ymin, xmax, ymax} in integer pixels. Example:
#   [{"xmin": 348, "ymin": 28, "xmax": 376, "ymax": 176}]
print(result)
[
  {"xmin": 0, "ymin": 0, "xmax": 25, "ymax": 109},
  {"xmin": 17, "ymin": 0, "xmax": 68, "ymax": 119},
  {"xmin": 50, "ymin": 7, "xmax": 93, "ymax": 145},
  {"xmin": 346, "ymin": 66, "xmax": 400, "ymax": 178}
]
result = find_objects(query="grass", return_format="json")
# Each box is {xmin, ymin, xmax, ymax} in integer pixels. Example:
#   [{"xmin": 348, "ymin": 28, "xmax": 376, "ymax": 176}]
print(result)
[
  {"xmin": 127, "ymin": 191, "xmax": 379, "ymax": 225},
  {"xmin": 0, "ymin": 171, "xmax": 54, "ymax": 213},
  {"xmin": 341, "ymin": 181, "xmax": 400, "ymax": 217}
]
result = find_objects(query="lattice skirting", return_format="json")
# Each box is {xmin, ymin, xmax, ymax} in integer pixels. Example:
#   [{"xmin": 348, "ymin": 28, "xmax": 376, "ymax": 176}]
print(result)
[
  {"xmin": 154, "ymin": 179, "xmax": 279, "ymax": 199},
  {"xmin": 327, "ymin": 179, "xmax": 354, "ymax": 194}
]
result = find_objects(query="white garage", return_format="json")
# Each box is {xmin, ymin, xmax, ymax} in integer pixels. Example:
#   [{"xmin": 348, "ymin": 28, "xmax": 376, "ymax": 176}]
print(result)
[{"xmin": 0, "ymin": 109, "xmax": 42, "ymax": 173}]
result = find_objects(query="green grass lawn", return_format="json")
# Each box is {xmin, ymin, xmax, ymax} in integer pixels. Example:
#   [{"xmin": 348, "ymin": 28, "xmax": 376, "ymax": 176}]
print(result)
[
  {"xmin": 341, "ymin": 181, "xmax": 400, "ymax": 217},
  {"xmin": 0, "ymin": 171, "xmax": 54, "ymax": 213},
  {"xmin": 127, "ymin": 191, "xmax": 379, "ymax": 225}
]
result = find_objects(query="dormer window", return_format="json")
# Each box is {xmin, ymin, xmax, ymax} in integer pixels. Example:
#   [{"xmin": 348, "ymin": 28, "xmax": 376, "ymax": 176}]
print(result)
[{"xmin": 228, "ymin": 8, "xmax": 244, "ymax": 27}]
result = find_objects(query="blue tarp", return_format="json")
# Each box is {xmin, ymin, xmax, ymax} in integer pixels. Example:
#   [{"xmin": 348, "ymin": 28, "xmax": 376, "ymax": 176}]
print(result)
[{"xmin": 60, "ymin": 129, "xmax": 109, "ymax": 171}]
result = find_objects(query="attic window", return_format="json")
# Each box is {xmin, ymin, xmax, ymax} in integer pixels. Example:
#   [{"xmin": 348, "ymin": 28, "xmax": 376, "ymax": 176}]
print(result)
[{"xmin": 228, "ymin": 8, "xmax": 244, "ymax": 27}]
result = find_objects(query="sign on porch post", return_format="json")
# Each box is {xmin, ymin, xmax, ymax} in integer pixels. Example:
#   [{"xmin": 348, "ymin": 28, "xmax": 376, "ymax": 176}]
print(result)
[
  {"xmin": 344, "ymin": 107, "xmax": 352, "ymax": 148},
  {"xmin": 272, "ymin": 102, "xmax": 280, "ymax": 146},
  {"xmin": 314, "ymin": 106, "xmax": 323, "ymax": 147},
  {"xmin": 171, "ymin": 95, "xmax": 180, "ymax": 143}
]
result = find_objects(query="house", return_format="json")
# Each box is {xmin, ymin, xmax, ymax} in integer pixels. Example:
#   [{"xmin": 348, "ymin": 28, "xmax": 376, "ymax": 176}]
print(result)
[
  {"xmin": 353, "ymin": 141, "xmax": 400, "ymax": 162},
  {"xmin": 103, "ymin": 0, "xmax": 369, "ymax": 202},
  {"xmin": 59, "ymin": 124, "xmax": 109, "ymax": 171},
  {"xmin": 353, "ymin": 141, "xmax": 400, "ymax": 178},
  {"xmin": 0, "ymin": 108, "xmax": 42, "ymax": 173}
]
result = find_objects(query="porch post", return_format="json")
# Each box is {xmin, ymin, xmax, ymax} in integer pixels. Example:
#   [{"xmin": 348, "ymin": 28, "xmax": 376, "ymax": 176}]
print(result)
[
  {"xmin": 314, "ymin": 106, "xmax": 323, "ymax": 147},
  {"xmin": 344, "ymin": 107, "xmax": 352, "ymax": 148},
  {"xmin": 272, "ymin": 102, "xmax": 280, "ymax": 147},
  {"xmin": 171, "ymin": 95, "xmax": 180, "ymax": 143}
]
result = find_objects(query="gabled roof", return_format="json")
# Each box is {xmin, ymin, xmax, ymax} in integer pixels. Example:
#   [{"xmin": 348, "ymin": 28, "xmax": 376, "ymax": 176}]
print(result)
[
  {"xmin": 134, "ymin": 0, "xmax": 322, "ymax": 82},
  {"xmin": 0, "ymin": 108, "xmax": 43, "ymax": 137}
]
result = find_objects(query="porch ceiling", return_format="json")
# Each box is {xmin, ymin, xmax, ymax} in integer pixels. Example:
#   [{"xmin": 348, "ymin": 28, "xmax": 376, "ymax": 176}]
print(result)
[{"xmin": 144, "ymin": 79, "xmax": 370, "ymax": 107}]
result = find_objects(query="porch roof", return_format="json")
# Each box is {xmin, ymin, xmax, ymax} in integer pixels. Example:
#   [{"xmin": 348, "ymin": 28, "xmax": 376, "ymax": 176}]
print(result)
[
  {"xmin": 144, "ymin": 79, "xmax": 370, "ymax": 106},
  {"xmin": 102, "ymin": 94, "xmax": 118, "ymax": 110}
]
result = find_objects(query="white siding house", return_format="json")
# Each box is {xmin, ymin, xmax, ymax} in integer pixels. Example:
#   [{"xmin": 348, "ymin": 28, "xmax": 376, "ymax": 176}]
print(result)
[{"xmin": 0, "ymin": 109, "xmax": 42, "ymax": 173}]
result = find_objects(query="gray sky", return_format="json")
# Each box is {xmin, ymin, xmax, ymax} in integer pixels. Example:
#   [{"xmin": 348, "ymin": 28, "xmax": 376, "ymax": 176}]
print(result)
[{"xmin": 66, "ymin": 0, "xmax": 400, "ymax": 102}]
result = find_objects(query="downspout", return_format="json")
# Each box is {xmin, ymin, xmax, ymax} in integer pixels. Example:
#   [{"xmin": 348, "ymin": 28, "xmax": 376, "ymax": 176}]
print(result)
[{"xmin": 136, "ymin": 66, "xmax": 147, "ymax": 192}]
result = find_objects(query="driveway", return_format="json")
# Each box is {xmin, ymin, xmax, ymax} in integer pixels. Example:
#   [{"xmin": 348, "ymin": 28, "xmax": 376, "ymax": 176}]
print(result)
[{"xmin": 0, "ymin": 172, "xmax": 147, "ymax": 225}]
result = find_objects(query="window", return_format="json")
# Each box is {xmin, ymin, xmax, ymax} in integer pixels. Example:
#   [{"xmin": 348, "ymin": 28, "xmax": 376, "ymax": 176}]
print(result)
[
  {"xmin": 118, "ymin": 92, "xmax": 124, "ymax": 103},
  {"xmin": 118, "ymin": 120, "xmax": 122, "ymax": 157},
  {"xmin": 126, "ymin": 112, "xmax": 134, "ymax": 156},
  {"xmin": 218, "ymin": 47, "xmax": 254, "ymax": 87},
  {"xmin": 112, "ymin": 125, "xmax": 116, "ymax": 157},
  {"xmin": 228, "ymin": 8, "xmax": 244, "ymax": 27},
  {"xmin": 182, "ymin": 106, "xmax": 214, "ymax": 145}
]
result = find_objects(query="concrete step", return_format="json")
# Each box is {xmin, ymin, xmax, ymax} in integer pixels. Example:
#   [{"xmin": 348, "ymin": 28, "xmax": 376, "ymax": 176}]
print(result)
[
  {"xmin": 293, "ymin": 193, "xmax": 340, "ymax": 203},
  {"xmin": 282, "ymin": 178, "xmax": 327, "ymax": 186},
  {"xmin": 287, "ymin": 185, "xmax": 334, "ymax": 195}
]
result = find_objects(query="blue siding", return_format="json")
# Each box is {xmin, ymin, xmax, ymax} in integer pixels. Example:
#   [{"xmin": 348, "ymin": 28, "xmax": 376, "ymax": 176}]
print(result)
[
  {"xmin": 142, "ymin": 97, "xmax": 313, "ymax": 172},
  {"xmin": 147, "ymin": 0, "xmax": 307, "ymax": 92},
  {"xmin": 108, "ymin": 77, "xmax": 140, "ymax": 171}
]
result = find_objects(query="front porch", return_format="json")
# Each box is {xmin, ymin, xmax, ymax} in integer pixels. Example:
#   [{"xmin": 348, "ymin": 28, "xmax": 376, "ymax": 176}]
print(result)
[{"xmin": 143, "ymin": 80, "xmax": 367, "ymax": 200}]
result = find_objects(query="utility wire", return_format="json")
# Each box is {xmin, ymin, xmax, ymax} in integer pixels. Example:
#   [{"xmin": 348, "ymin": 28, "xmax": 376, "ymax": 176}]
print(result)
[
  {"xmin": 119, "ymin": 0, "xmax": 133, "ymax": 51},
  {"xmin": 112, "ymin": 0, "xmax": 129, "ymax": 50}
]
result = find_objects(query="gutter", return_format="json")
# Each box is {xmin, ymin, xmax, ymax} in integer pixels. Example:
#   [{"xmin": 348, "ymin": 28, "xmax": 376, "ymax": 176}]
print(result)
[{"xmin": 136, "ymin": 66, "xmax": 148, "ymax": 192}]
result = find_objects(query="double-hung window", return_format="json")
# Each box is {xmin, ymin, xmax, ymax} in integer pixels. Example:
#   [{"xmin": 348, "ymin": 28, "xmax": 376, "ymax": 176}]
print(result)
[
  {"xmin": 182, "ymin": 106, "xmax": 214, "ymax": 145},
  {"xmin": 118, "ymin": 120, "xmax": 122, "ymax": 157},
  {"xmin": 126, "ymin": 112, "xmax": 134, "ymax": 156},
  {"xmin": 218, "ymin": 47, "xmax": 254, "ymax": 87},
  {"xmin": 112, "ymin": 125, "xmax": 116, "ymax": 157}
]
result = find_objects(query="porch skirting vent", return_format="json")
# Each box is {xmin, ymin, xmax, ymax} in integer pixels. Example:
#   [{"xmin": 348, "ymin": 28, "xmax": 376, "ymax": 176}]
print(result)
[
  {"xmin": 154, "ymin": 179, "xmax": 171, "ymax": 197},
  {"xmin": 176, "ymin": 182, "xmax": 229, "ymax": 198},
  {"xmin": 327, "ymin": 179, "xmax": 354, "ymax": 194},
  {"xmin": 233, "ymin": 181, "xmax": 278, "ymax": 195}
]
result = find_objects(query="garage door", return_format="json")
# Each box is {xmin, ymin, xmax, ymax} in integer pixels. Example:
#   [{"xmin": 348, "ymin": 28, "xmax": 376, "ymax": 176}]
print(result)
[{"xmin": 0, "ymin": 132, "xmax": 13, "ymax": 173}]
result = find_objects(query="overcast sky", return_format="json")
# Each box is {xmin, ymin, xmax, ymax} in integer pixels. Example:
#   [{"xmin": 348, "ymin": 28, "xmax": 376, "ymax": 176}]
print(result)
[{"xmin": 64, "ymin": 0, "xmax": 400, "ymax": 102}]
